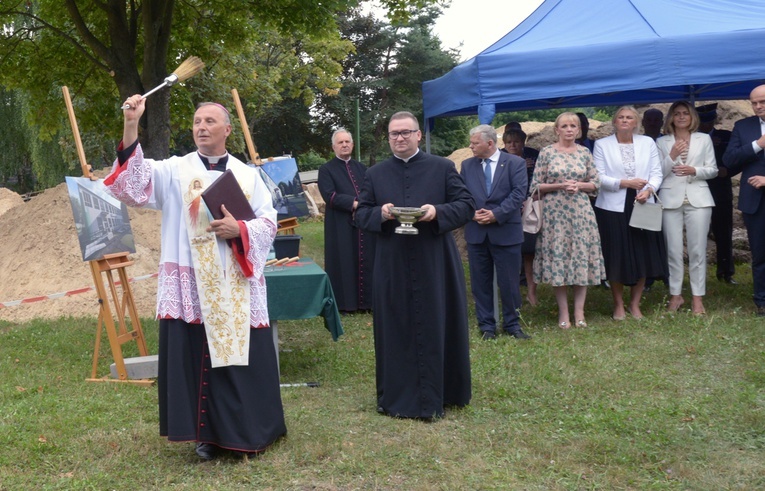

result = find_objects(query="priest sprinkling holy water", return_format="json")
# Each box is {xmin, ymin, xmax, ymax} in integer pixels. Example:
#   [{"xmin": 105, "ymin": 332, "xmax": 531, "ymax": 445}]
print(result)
[{"xmin": 105, "ymin": 95, "xmax": 286, "ymax": 461}]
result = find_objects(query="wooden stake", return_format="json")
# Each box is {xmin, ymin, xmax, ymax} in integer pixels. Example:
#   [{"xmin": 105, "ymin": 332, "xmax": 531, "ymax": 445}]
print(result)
[
  {"xmin": 231, "ymin": 88, "xmax": 262, "ymax": 165},
  {"xmin": 62, "ymin": 86, "xmax": 96, "ymax": 180}
]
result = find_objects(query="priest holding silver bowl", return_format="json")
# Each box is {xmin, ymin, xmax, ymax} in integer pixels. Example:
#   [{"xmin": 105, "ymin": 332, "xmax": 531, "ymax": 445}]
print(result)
[{"xmin": 354, "ymin": 110, "xmax": 475, "ymax": 421}]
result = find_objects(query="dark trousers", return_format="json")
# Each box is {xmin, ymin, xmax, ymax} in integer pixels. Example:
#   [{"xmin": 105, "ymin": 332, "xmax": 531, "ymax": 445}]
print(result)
[
  {"xmin": 709, "ymin": 182, "xmax": 735, "ymax": 278},
  {"xmin": 467, "ymin": 239, "xmax": 522, "ymax": 333},
  {"xmin": 743, "ymin": 206, "xmax": 765, "ymax": 306}
]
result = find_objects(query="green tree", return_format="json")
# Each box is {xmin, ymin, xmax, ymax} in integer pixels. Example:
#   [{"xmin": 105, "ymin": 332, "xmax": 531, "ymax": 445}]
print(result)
[
  {"xmin": 0, "ymin": 88, "xmax": 72, "ymax": 192},
  {"xmin": 0, "ymin": 0, "xmax": 440, "ymax": 166},
  {"xmin": 0, "ymin": 88, "xmax": 33, "ymax": 191},
  {"xmin": 312, "ymin": 6, "xmax": 464, "ymax": 165}
]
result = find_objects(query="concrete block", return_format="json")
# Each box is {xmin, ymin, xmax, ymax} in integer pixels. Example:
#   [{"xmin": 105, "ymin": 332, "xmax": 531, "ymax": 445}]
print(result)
[{"xmin": 110, "ymin": 354, "xmax": 158, "ymax": 380}]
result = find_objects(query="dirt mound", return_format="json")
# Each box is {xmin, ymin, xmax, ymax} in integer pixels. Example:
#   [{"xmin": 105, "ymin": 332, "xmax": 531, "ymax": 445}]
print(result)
[
  {"xmin": 0, "ymin": 174, "xmax": 161, "ymax": 323},
  {"xmin": 0, "ymin": 187, "xmax": 24, "ymax": 218}
]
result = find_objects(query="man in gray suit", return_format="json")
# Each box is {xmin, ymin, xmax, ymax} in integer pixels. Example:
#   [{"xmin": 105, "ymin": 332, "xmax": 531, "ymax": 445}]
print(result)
[{"xmin": 460, "ymin": 125, "xmax": 530, "ymax": 340}]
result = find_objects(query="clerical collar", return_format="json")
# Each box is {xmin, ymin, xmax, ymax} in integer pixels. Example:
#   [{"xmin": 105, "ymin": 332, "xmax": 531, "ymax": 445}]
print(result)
[
  {"xmin": 336, "ymin": 155, "xmax": 352, "ymax": 164},
  {"xmin": 394, "ymin": 148, "xmax": 420, "ymax": 163},
  {"xmin": 198, "ymin": 152, "xmax": 229, "ymax": 171}
]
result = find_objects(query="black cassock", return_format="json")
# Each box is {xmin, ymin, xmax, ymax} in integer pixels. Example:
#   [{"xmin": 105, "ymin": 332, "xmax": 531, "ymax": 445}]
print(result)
[
  {"xmin": 159, "ymin": 320, "xmax": 286, "ymax": 453},
  {"xmin": 317, "ymin": 157, "xmax": 375, "ymax": 312},
  {"xmin": 355, "ymin": 151, "xmax": 475, "ymax": 419}
]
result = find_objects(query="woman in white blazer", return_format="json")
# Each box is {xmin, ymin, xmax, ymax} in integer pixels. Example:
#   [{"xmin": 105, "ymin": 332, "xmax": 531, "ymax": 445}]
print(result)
[
  {"xmin": 593, "ymin": 106, "xmax": 668, "ymax": 320},
  {"xmin": 656, "ymin": 101, "xmax": 717, "ymax": 314}
]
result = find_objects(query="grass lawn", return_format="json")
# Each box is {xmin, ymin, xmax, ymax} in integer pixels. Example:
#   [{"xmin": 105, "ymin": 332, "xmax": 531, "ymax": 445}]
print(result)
[{"xmin": 1, "ymin": 219, "xmax": 763, "ymax": 490}]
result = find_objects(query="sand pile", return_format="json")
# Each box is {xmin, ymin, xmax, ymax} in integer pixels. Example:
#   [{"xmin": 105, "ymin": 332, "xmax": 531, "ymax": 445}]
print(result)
[
  {"xmin": 0, "ymin": 187, "xmax": 24, "ymax": 217},
  {"xmin": 0, "ymin": 173, "xmax": 162, "ymax": 323}
]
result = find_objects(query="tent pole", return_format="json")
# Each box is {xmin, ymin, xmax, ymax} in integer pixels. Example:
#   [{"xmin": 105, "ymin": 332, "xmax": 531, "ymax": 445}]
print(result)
[{"xmin": 425, "ymin": 123, "xmax": 431, "ymax": 153}]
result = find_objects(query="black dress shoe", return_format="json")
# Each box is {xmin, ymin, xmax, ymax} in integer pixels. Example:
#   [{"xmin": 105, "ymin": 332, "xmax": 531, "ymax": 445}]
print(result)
[
  {"xmin": 757, "ymin": 306, "xmax": 765, "ymax": 318},
  {"xmin": 481, "ymin": 331, "xmax": 496, "ymax": 340},
  {"xmin": 506, "ymin": 329, "xmax": 531, "ymax": 340},
  {"xmin": 195, "ymin": 442, "xmax": 217, "ymax": 461}
]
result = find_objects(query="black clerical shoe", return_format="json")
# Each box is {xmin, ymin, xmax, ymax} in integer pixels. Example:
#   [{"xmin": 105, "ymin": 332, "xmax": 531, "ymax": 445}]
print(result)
[
  {"xmin": 757, "ymin": 306, "xmax": 765, "ymax": 318},
  {"xmin": 195, "ymin": 442, "xmax": 217, "ymax": 461},
  {"xmin": 481, "ymin": 330, "xmax": 496, "ymax": 340},
  {"xmin": 505, "ymin": 329, "xmax": 531, "ymax": 340},
  {"xmin": 718, "ymin": 275, "xmax": 738, "ymax": 285}
]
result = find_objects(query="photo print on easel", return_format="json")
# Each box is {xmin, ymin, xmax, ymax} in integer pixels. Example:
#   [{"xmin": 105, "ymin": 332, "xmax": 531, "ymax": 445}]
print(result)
[
  {"xmin": 65, "ymin": 177, "xmax": 136, "ymax": 261},
  {"xmin": 255, "ymin": 157, "xmax": 308, "ymax": 220}
]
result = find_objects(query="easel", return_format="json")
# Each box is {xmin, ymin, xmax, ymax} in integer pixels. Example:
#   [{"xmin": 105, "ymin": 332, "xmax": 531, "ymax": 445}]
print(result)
[
  {"xmin": 62, "ymin": 86, "xmax": 153, "ymax": 386},
  {"xmin": 231, "ymin": 88, "xmax": 300, "ymax": 237},
  {"xmin": 86, "ymin": 253, "xmax": 153, "ymax": 386}
]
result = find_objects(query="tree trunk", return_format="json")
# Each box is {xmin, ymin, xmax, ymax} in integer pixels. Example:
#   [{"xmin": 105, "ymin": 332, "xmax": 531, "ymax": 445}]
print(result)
[
  {"xmin": 138, "ymin": 0, "xmax": 174, "ymax": 159},
  {"xmin": 141, "ymin": 90, "xmax": 172, "ymax": 158}
]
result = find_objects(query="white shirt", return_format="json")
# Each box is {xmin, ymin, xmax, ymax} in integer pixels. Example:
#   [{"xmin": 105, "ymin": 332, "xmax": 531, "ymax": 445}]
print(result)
[{"xmin": 752, "ymin": 118, "xmax": 765, "ymax": 153}]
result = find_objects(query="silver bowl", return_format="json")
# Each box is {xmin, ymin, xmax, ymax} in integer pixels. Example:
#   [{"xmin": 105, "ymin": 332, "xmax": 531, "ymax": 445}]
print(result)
[{"xmin": 390, "ymin": 207, "xmax": 425, "ymax": 235}]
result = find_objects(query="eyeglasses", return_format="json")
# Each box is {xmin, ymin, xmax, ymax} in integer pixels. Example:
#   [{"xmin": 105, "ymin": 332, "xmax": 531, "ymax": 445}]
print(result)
[{"xmin": 388, "ymin": 129, "xmax": 418, "ymax": 139}]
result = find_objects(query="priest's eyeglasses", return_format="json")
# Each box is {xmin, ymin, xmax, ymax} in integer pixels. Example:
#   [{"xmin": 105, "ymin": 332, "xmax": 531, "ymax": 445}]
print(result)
[{"xmin": 388, "ymin": 129, "xmax": 418, "ymax": 139}]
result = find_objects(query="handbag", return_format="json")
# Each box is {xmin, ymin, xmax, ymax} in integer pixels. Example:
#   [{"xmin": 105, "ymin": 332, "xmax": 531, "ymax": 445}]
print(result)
[
  {"xmin": 628, "ymin": 190, "xmax": 663, "ymax": 232},
  {"xmin": 522, "ymin": 188, "xmax": 542, "ymax": 234}
]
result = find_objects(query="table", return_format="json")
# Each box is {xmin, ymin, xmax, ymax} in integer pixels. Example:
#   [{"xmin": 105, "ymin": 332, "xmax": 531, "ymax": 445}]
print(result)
[{"xmin": 264, "ymin": 258, "xmax": 343, "ymax": 340}]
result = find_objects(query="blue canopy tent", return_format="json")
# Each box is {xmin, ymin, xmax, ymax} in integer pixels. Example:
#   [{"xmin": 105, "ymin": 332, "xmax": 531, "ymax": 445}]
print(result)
[{"xmin": 422, "ymin": 0, "xmax": 765, "ymax": 149}]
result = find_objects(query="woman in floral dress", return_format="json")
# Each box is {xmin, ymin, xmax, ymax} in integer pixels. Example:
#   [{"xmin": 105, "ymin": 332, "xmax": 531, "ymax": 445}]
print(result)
[{"xmin": 530, "ymin": 112, "xmax": 605, "ymax": 328}]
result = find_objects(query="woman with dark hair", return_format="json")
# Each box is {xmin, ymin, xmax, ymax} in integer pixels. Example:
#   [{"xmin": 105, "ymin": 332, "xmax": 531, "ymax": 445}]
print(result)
[
  {"xmin": 656, "ymin": 101, "xmax": 717, "ymax": 314},
  {"xmin": 593, "ymin": 105, "xmax": 668, "ymax": 320},
  {"xmin": 503, "ymin": 128, "xmax": 539, "ymax": 306}
]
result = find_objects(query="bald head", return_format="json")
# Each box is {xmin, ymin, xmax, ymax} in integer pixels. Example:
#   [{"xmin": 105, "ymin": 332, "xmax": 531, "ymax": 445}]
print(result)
[{"xmin": 751, "ymin": 84, "xmax": 765, "ymax": 120}]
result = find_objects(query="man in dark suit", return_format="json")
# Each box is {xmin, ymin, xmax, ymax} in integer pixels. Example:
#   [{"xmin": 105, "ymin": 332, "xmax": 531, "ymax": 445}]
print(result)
[
  {"xmin": 698, "ymin": 103, "xmax": 736, "ymax": 284},
  {"xmin": 723, "ymin": 84, "xmax": 765, "ymax": 316},
  {"xmin": 460, "ymin": 124, "xmax": 530, "ymax": 339}
]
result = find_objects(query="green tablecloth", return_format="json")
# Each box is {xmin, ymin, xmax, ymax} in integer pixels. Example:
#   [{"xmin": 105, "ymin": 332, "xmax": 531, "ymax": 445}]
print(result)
[{"xmin": 265, "ymin": 258, "xmax": 343, "ymax": 340}]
